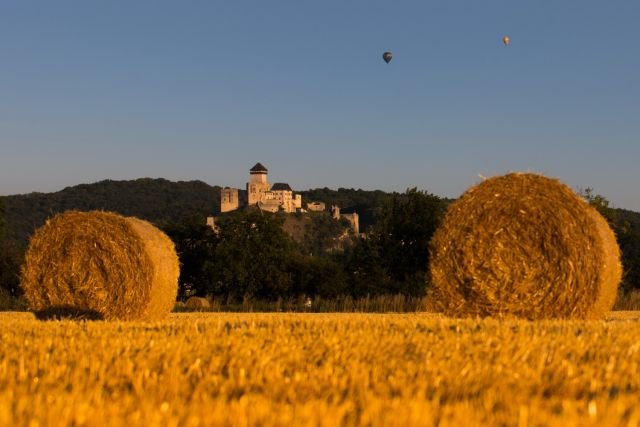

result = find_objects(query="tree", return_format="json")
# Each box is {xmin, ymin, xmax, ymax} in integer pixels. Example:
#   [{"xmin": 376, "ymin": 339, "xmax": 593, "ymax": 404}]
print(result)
[
  {"xmin": 368, "ymin": 188, "xmax": 446, "ymax": 295},
  {"xmin": 333, "ymin": 188, "xmax": 447, "ymax": 297},
  {"xmin": 578, "ymin": 188, "xmax": 640, "ymax": 291},
  {"xmin": 0, "ymin": 197, "xmax": 22, "ymax": 301},
  {"xmin": 339, "ymin": 237, "xmax": 391, "ymax": 297},
  {"xmin": 0, "ymin": 241, "xmax": 23, "ymax": 298},
  {"xmin": 301, "ymin": 213, "xmax": 351, "ymax": 255},
  {"xmin": 211, "ymin": 211, "xmax": 296, "ymax": 301},
  {"xmin": 163, "ymin": 216, "xmax": 218, "ymax": 299},
  {"xmin": 290, "ymin": 254, "xmax": 348, "ymax": 298},
  {"xmin": 0, "ymin": 197, "xmax": 5, "ymax": 241},
  {"xmin": 617, "ymin": 228, "xmax": 640, "ymax": 291},
  {"xmin": 579, "ymin": 187, "xmax": 617, "ymax": 224},
  {"xmin": 613, "ymin": 209, "xmax": 640, "ymax": 291}
]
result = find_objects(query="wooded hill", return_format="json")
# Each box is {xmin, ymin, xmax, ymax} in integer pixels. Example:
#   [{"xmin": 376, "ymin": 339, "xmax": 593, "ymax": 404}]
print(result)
[
  {"xmin": 2, "ymin": 179, "xmax": 220, "ymax": 244},
  {"xmin": 1, "ymin": 179, "xmax": 397, "ymax": 245}
]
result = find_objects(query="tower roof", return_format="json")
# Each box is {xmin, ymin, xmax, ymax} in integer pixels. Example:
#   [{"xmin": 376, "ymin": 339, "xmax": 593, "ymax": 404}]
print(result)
[
  {"xmin": 250, "ymin": 162, "xmax": 268, "ymax": 173},
  {"xmin": 271, "ymin": 183, "xmax": 292, "ymax": 191}
]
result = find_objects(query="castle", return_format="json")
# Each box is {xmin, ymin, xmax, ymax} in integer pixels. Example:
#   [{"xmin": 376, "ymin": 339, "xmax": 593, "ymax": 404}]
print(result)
[
  {"xmin": 221, "ymin": 162, "xmax": 302, "ymax": 213},
  {"xmin": 218, "ymin": 162, "xmax": 359, "ymax": 234}
]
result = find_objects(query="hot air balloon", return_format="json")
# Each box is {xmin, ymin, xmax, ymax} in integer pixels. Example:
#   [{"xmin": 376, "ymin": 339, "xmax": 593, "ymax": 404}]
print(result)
[
  {"xmin": 503, "ymin": 36, "xmax": 510, "ymax": 46},
  {"xmin": 382, "ymin": 52, "xmax": 392, "ymax": 63}
]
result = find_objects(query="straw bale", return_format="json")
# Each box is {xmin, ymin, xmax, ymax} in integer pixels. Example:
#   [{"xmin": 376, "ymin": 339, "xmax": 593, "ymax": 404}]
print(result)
[
  {"xmin": 21, "ymin": 211, "xmax": 179, "ymax": 320},
  {"xmin": 429, "ymin": 173, "xmax": 621, "ymax": 319},
  {"xmin": 185, "ymin": 296, "xmax": 210, "ymax": 309},
  {"xmin": 587, "ymin": 207, "xmax": 622, "ymax": 318}
]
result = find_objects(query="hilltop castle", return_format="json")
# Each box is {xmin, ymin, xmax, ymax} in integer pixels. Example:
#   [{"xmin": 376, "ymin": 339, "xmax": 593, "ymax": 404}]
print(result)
[
  {"xmin": 218, "ymin": 163, "xmax": 359, "ymax": 234},
  {"xmin": 221, "ymin": 163, "xmax": 302, "ymax": 213}
]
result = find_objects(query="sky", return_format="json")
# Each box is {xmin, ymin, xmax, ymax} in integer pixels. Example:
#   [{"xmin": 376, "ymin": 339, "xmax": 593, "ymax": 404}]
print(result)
[{"xmin": 1, "ymin": 1, "xmax": 639, "ymax": 209}]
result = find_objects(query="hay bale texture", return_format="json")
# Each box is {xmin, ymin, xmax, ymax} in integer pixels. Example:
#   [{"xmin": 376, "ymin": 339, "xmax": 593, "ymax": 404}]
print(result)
[
  {"xmin": 185, "ymin": 296, "xmax": 210, "ymax": 310},
  {"xmin": 429, "ymin": 173, "xmax": 621, "ymax": 319},
  {"xmin": 21, "ymin": 211, "xmax": 179, "ymax": 320}
]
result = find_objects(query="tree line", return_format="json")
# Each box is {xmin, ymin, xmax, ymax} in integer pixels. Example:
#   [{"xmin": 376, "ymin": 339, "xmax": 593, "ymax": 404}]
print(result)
[
  {"xmin": 0, "ymin": 197, "xmax": 23, "ymax": 305},
  {"xmin": 163, "ymin": 188, "xmax": 445, "ymax": 301},
  {"xmin": 2, "ymin": 181, "xmax": 640, "ymax": 308}
]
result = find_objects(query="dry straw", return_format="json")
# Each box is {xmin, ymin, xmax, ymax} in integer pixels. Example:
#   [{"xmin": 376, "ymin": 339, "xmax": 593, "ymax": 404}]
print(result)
[
  {"xmin": 185, "ymin": 296, "xmax": 210, "ymax": 310},
  {"xmin": 21, "ymin": 211, "xmax": 179, "ymax": 320},
  {"xmin": 429, "ymin": 173, "xmax": 621, "ymax": 319},
  {"xmin": 588, "ymin": 208, "xmax": 622, "ymax": 318}
]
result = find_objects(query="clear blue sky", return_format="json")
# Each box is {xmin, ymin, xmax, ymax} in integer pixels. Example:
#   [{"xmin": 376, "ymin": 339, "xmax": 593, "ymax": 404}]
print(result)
[{"xmin": 1, "ymin": 1, "xmax": 639, "ymax": 209}]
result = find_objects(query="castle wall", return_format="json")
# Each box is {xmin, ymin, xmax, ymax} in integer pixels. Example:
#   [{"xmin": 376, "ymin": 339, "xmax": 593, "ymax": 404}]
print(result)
[
  {"xmin": 221, "ymin": 187, "xmax": 239, "ymax": 213},
  {"xmin": 331, "ymin": 205, "xmax": 359, "ymax": 234},
  {"xmin": 247, "ymin": 181, "xmax": 271, "ymax": 205},
  {"xmin": 331, "ymin": 205, "xmax": 340, "ymax": 220},
  {"xmin": 307, "ymin": 201, "xmax": 325, "ymax": 212},
  {"xmin": 258, "ymin": 200, "xmax": 280, "ymax": 213},
  {"xmin": 342, "ymin": 212, "xmax": 360, "ymax": 235}
]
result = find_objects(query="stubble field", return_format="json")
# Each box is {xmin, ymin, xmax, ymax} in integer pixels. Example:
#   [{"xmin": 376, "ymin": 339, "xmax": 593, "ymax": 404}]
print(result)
[{"xmin": 1, "ymin": 312, "xmax": 640, "ymax": 427}]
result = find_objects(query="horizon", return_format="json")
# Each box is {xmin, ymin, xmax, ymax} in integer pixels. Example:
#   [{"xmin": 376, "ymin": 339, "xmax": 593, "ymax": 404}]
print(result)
[{"xmin": 2, "ymin": 2, "xmax": 639, "ymax": 210}]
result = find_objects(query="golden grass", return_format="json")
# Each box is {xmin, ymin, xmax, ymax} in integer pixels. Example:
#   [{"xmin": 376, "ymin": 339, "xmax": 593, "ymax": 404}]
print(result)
[
  {"xmin": 20, "ymin": 211, "xmax": 179, "ymax": 321},
  {"xmin": 1, "ymin": 312, "xmax": 640, "ymax": 426},
  {"xmin": 430, "ymin": 173, "xmax": 621, "ymax": 319}
]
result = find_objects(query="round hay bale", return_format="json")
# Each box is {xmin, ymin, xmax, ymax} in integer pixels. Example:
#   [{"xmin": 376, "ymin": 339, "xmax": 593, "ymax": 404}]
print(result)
[
  {"xmin": 21, "ymin": 211, "xmax": 179, "ymax": 321},
  {"xmin": 185, "ymin": 296, "xmax": 210, "ymax": 310},
  {"xmin": 429, "ymin": 173, "xmax": 621, "ymax": 319},
  {"xmin": 588, "ymin": 208, "xmax": 622, "ymax": 318}
]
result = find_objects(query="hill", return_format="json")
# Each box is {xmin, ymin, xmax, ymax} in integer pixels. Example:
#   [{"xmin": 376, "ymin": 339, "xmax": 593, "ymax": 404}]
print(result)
[
  {"xmin": 3, "ymin": 178, "xmax": 221, "ymax": 245},
  {"xmin": 1, "ymin": 180, "xmax": 403, "ymax": 245}
]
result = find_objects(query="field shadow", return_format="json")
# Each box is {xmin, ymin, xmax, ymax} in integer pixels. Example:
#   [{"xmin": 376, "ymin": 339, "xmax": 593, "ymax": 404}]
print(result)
[{"xmin": 34, "ymin": 306, "xmax": 104, "ymax": 321}]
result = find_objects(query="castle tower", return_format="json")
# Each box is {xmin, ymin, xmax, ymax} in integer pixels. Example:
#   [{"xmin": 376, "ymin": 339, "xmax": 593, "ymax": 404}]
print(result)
[
  {"xmin": 221, "ymin": 187, "xmax": 239, "ymax": 213},
  {"xmin": 247, "ymin": 162, "xmax": 271, "ymax": 205}
]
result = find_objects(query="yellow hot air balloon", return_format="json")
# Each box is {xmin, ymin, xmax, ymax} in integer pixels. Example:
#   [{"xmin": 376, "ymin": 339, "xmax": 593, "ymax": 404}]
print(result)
[{"xmin": 503, "ymin": 36, "xmax": 510, "ymax": 46}]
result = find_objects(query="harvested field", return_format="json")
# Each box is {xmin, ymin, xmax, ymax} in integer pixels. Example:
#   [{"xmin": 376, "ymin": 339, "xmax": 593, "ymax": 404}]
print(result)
[{"xmin": 1, "ymin": 312, "xmax": 640, "ymax": 426}]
